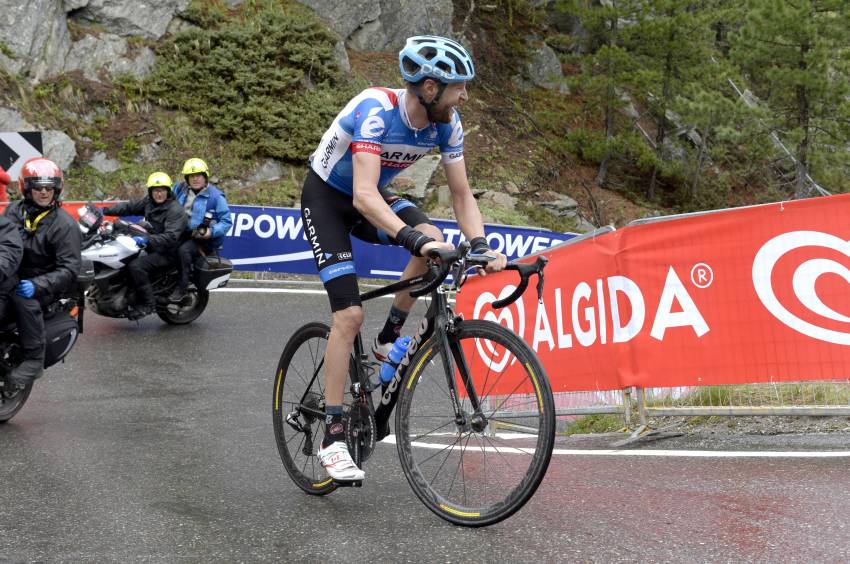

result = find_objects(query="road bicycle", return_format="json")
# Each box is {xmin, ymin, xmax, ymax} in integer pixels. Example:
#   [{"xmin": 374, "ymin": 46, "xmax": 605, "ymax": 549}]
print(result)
[{"xmin": 272, "ymin": 243, "xmax": 555, "ymax": 526}]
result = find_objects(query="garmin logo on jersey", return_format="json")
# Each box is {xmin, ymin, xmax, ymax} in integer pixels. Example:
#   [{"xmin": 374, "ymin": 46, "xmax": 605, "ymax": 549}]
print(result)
[
  {"xmin": 320, "ymin": 132, "xmax": 339, "ymax": 169},
  {"xmin": 380, "ymin": 151, "xmax": 424, "ymax": 163},
  {"xmin": 302, "ymin": 207, "xmax": 325, "ymax": 266}
]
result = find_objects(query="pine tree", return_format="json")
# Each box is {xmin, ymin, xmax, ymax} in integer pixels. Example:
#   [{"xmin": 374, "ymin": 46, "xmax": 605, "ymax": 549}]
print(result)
[
  {"xmin": 624, "ymin": 0, "xmax": 720, "ymax": 200},
  {"xmin": 557, "ymin": 0, "xmax": 649, "ymax": 188},
  {"xmin": 731, "ymin": 0, "xmax": 850, "ymax": 197}
]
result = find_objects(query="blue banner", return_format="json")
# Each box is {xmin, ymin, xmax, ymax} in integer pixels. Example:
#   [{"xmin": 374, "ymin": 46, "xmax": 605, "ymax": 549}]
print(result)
[{"xmin": 222, "ymin": 205, "xmax": 574, "ymax": 279}]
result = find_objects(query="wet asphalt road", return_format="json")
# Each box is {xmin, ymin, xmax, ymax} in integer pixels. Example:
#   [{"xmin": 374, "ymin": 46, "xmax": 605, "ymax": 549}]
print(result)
[{"xmin": 1, "ymin": 289, "xmax": 849, "ymax": 562}]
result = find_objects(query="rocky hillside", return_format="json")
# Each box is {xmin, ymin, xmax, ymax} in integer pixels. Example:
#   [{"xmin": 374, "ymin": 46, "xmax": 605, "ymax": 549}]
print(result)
[{"xmin": 4, "ymin": 1, "xmax": 840, "ymax": 232}]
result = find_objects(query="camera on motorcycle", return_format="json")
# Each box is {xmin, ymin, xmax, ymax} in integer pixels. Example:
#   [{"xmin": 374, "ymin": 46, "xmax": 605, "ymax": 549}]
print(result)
[
  {"xmin": 77, "ymin": 203, "xmax": 103, "ymax": 235},
  {"xmin": 192, "ymin": 211, "xmax": 215, "ymax": 239}
]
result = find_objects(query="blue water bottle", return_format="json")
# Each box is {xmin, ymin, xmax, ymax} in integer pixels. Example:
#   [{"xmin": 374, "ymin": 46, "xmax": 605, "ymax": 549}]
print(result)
[{"xmin": 380, "ymin": 336, "xmax": 412, "ymax": 385}]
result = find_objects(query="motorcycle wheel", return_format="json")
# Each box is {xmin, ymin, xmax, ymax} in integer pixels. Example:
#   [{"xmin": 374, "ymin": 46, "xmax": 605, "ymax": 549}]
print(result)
[
  {"xmin": 156, "ymin": 289, "xmax": 210, "ymax": 325},
  {"xmin": 0, "ymin": 382, "xmax": 34, "ymax": 423}
]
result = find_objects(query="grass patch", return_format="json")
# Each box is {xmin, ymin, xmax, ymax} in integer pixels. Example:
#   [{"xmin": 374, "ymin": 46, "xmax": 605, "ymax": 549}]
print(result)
[
  {"xmin": 652, "ymin": 383, "xmax": 850, "ymax": 408},
  {"xmin": 562, "ymin": 413, "xmax": 623, "ymax": 436},
  {"xmin": 0, "ymin": 40, "xmax": 15, "ymax": 59}
]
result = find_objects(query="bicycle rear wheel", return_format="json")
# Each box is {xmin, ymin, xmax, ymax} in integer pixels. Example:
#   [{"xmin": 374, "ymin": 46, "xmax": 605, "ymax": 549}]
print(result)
[
  {"xmin": 395, "ymin": 319, "xmax": 555, "ymax": 526},
  {"xmin": 272, "ymin": 322, "xmax": 353, "ymax": 495}
]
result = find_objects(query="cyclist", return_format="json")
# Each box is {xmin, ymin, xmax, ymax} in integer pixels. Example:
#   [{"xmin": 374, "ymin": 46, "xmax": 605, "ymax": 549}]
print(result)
[
  {"xmin": 2, "ymin": 157, "xmax": 81, "ymax": 388},
  {"xmin": 301, "ymin": 35, "xmax": 506, "ymax": 482},
  {"xmin": 168, "ymin": 158, "xmax": 232, "ymax": 303}
]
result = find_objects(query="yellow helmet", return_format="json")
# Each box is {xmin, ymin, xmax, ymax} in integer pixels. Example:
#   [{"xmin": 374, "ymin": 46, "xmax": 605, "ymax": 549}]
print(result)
[
  {"xmin": 181, "ymin": 158, "xmax": 209, "ymax": 177},
  {"xmin": 146, "ymin": 171, "xmax": 172, "ymax": 189}
]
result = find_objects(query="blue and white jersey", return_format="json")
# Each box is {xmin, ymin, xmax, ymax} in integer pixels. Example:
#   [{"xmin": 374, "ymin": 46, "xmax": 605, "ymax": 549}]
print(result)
[{"xmin": 309, "ymin": 87, "xmax": 465, "ymax": 195}]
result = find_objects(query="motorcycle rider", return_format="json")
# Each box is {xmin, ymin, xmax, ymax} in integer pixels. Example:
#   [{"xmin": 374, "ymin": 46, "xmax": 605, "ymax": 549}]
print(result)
[
  {"xmin": 103, "ymin": 172, "xmax": 187, "ymax": 319},
  {"xmin": 167, "ymin": 158, "xmax": 232, "ymax": 303},
  {"xmin": 2, "ymin": 157, "xmax": 81, "ymax": 388},
  {"xmin": 0, "ymin": 213, "xmax": 24, "ymax": 322}
]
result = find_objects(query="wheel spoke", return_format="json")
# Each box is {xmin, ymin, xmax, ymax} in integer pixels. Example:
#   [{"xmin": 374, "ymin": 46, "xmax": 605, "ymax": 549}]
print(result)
[{"xmin": 397, "ymin": 320, "xmax": 554, "ymax": 525}]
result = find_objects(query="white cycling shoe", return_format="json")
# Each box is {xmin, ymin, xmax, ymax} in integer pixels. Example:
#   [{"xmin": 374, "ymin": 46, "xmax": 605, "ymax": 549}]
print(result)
[
  {"xmin": 372, "ymin": 337, "xmax": 392, "ymax": 363},
  {"xmin": 318, "ymin": 441, "xmax": 365, "ymax": 482}
]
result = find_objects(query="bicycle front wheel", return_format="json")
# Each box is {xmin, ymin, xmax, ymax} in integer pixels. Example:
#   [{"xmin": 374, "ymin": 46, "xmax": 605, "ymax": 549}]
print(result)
[
  {"xmin": 272, "ymin": 322, "xmax": 351, "ymax": 496},
  {"xmin": 395, "ymin": 319, "xmax": 555, "ymax": 526}
]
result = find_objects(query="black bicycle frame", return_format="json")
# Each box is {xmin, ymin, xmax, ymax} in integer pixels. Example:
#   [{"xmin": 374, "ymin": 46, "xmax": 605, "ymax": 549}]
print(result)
[{"xmin": 354, "ymin": 272, "xmax": 480, "ymax": 435}]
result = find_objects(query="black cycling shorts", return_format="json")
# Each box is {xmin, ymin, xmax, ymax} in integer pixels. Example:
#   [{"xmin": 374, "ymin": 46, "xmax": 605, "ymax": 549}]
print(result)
[{"xmin": 300, "ymin": 169, "xmax": 433, "ymax": 312}]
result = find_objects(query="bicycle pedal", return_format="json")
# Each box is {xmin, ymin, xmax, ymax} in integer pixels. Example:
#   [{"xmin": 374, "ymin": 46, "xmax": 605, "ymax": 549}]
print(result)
[{"xmin": 332, "ymin": 479, "xmax": 363, "ymax": 488}]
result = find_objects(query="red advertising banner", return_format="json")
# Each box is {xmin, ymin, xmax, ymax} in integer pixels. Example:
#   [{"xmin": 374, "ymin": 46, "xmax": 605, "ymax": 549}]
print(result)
[{"xmin": 457, "ymin": 194, "xmax": 850, "ymax": 393}]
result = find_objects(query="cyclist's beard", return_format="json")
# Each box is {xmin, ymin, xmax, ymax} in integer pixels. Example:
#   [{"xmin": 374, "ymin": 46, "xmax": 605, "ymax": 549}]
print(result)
[{"xmin": 426, "ymin": 102, "xmax": 454, "ymax": 124}]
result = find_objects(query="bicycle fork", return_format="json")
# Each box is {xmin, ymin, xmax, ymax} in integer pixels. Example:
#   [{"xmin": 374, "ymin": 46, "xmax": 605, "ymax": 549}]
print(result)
[{"xmin": 439, "ymin": 314, "xmax": 487, "ymax": 433}]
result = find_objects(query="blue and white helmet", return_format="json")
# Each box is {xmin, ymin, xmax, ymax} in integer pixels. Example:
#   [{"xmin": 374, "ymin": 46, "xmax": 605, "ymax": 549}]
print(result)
[{"xmin": 399, "ymin": 35, "xmax": 475, "ymax": 84}]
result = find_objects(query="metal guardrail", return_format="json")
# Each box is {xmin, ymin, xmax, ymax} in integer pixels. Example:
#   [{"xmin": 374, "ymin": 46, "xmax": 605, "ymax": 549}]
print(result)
[{"xmin": 488, "ymin": 383, "xmax": 850, "ymax": 437}]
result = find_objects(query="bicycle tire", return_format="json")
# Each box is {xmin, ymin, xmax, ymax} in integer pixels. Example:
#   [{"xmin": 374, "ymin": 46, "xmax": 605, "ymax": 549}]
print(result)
[
  {"xmin": 272, "ymin": 322, "xmax": 353, "ymax": 495},
  {"xmin": 395, "ymin": 319, "xmax": 555, "ymax": 526}
]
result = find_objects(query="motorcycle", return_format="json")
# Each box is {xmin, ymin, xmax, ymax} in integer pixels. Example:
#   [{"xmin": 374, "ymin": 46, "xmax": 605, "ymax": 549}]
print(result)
[
  {"xmin": 75, "ymin": 203, "xmax": 233, "ymax": 325},
  {"xmin": 0, "ymin": 276, "xmax": 91, "ymax": 423}
]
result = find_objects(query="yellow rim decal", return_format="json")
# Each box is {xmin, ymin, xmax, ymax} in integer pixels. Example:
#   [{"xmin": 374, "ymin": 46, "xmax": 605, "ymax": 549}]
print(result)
[
  {"xmin": 314, "ymin": 478, "xmax": 333, "ymax": 488},
  {"xmin": 526, "ymin": 363, "xmax": 543, "ymax": 414},
  {"xmin": 274, "ymin": 368, "xmax": 283, "ymax": 412},
  {"xmin": 407, "ymin": 348, "xmax": 433, "ymax": 390},
  {"xmin": 439, "ymin": 504, "xmax": 480, "ymax": 518}
]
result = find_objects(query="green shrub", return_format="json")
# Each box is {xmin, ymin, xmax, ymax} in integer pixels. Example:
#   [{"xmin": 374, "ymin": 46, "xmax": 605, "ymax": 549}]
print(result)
[
  {"xmin": 0, "ymin": 40, "xmax": 15, "ymax": 60},
  {"xmin": 144, "ymin": 0, "xmax": 355, "ymax": 162},
  {"xmin": 180, "ymin": 0, "xmax": 229, "ymax": 29}
]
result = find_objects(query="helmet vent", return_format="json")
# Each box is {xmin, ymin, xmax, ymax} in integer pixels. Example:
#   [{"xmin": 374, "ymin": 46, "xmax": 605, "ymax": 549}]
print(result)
[
  {"xmin": 420, "ymin": 46, "xmax": 438, "ymax": 61},
  {"xmin": 446, "ymin": 53, "xmax": 466, "ymax": 75}
]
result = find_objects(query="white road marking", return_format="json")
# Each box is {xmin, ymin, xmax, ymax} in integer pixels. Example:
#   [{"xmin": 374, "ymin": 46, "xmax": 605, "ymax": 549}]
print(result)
[
  {"xmin": 381, "ymin": 434, "xmax": 850, "ymax": 458},
  {"xmin": 212, "ymin": 286, "xmax": 455, "ymax": 302},
  {"xmin": 213, "ymin": 288, "xmax": 330, "ymax": 295}
]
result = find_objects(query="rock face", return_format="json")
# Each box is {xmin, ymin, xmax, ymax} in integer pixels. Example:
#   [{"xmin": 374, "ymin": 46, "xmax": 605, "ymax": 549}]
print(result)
[
  {"xmin": 0, "ymin": 0, "xmax": 72, "ymax": 81},
  {"xmin": 248, "ymin": 159, "xmax": 284, "ymax": 183},
  {"xmin": 518, "ymin": 40, "xmax": 568, "ymax": 93},
  {"xmin": 0, "ymin": 108, "xmax": 36, "ymax": 132},
  {"xmin": 0, "ymin": 0, "xmax": 167, "ymax": 82},
  {"xmin": 89, "ymin": 151, "xmax": 120, "ymax": 173},
  {"xmin": 69, "ymin": 0, "xmax": 191, "ymax": 39},
  {"xmin": 297, "ymin": 0, "xmax": 453, "ymax": 51},
  {"xmin": 41, "ymin": 131, "xmax": 78, "ymax": 170},
  {"xmin": 63, "ymin": 33, "xmax": 156, "ymax": 81}
]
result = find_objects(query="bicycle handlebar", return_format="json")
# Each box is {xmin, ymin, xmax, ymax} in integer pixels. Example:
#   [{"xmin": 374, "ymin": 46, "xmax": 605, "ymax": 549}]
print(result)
[
  {"xmin": 407, "ymin": 246, "xmax": 460, "ymax": 299},
  {"xmin": 407, "ymin": 243, "xmax": 548, "ymax": 309},
  {"xmin": 491, "ymin": 255, "xmax": 548, "ymax": 309}
]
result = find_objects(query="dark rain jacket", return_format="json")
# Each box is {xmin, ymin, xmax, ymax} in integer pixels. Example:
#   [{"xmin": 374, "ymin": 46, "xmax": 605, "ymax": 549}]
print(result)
[
  {"xmin": 0, "ymin": 214, "xmax": 23, "ymax": 294},
  {"xmin": 3, "ymin": 200, "xmax": 82, "ymax": 304},
  {"xmin": 104, "ymin": 195, "xmax": 187, "ymax": 253}
]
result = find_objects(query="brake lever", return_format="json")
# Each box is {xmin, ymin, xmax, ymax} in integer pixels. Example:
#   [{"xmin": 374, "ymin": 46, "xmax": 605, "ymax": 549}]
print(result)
[{"xmin": 535, "ymin": 256, "xmax": 548, "ymax": 303}]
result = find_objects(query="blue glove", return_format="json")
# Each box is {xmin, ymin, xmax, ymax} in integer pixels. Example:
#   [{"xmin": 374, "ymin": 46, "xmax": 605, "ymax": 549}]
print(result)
[
  {"xmin": 16, "ymin": 280, "xmax": 35, "ymax": 298},
  {"xmin": 132, "ymin": 236, "xmax": 148, "ymax": 248}
]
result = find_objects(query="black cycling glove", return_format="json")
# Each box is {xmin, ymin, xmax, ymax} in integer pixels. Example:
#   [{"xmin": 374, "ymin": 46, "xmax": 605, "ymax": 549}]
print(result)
[
  {"xmin": 395, "ymin": 225, "xmax": 435, "ymax": 257},
  {"xmin": 468, "ymin": 236, "xmax": 491, "ymax": 255}
]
